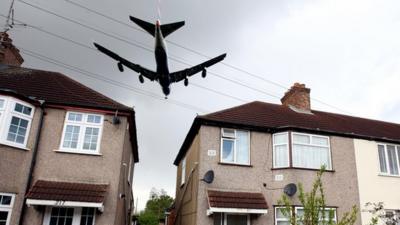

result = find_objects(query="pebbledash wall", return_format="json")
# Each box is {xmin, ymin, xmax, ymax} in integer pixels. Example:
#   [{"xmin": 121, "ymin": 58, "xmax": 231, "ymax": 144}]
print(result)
[
  {"xmin": 176, "ymin": 125, "xmax": 362, "ymax": 225},
  {"xmin": 0, "ymin": 107, "xmax": 134, "ymax": 225},
  {"xmin": 354, "ymin": 139, "xmax": 400, "ymax": 225}
]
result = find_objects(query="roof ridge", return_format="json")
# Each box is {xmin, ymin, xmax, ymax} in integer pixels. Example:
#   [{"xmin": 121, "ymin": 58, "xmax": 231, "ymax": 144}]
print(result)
[{"xmin": 200, "ymin": 101, "xmax": 261, "ymax": 118}]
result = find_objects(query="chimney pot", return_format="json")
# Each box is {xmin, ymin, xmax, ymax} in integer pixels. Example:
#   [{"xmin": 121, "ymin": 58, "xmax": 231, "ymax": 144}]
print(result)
[
  {"xmin": 0, "ymin": 32, "xmax": 24, "ymax": 66},
  {"xmin": 281, "ymin": 83, "xmax": 311, "ymax": 112}
]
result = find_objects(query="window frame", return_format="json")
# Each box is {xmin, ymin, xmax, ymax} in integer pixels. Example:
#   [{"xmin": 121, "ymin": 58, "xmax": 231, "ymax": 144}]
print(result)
[
  {"xmin": 0, "ymin": 95, "xmax": 34, "ymax": 150},
  {"xmin": 273, "ymin": 132, "xmax": 290, "ymax": 168},
  {"xmin": 181, "ymin": 157, "xmax": 186, "ymax": 186},
  {"xmin": 377, "ymin": 143, "xmax": 400, "ymax": 177},
  {"xmin": 58, "ymin": 111, "xmax": 104, "ymax": 155},
  {"xmin": 272, "ymin": 131, "xmax": 333, "ymax": 170},
  {"xmin": 42, "ymin": 207, "xmax": 96, "ymax": 225},
  {"xmin": 214, "ymin": 213, "xmax": 250, "ymax": 225},
  {"xmin": 275, "ymin": 206, "xmax": 337, "ymax": 225},
  {"xmin": 0, "ymin": 193, "xmax": 15, "ymax": 225},
  {"xmin": 220, "ymin": 128, "xmax": 251, "ymax": 166},
  {"xmin": 291, "ymin": 132, "xmax": 332, "ymax": 170}
]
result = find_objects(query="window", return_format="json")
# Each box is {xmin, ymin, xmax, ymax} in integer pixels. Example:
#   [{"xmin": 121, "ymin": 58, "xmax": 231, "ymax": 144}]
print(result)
[
  {"xmin": 275, "ymin": 207, "xmax": 337, "ymax": 225},
  {"xmin": 385, "ymin": 210, "xmax": 400, "ymax": 225},
  {"xmin": 378, "ymin": 144, "xmax": 400, "ymax": 176},
  {"xmin": 272, "ymin": 132, "xmax": 332, "ymax": 170},
  {"xmin": 0, "ymin": 96, "xmax": 34, "ymax": 149},
  {"xmin": 59, "ymin": 112, "xmax": 103, "ymax": 154},
  {"xmin": 43, "ymin": 207, "xmax": 95, "ymax": 225},
  {"xmin": 181, "ymin": 157, "xmax": 186, "ymax": 186},
  {"xmin": 273, "ymin": 133, "xmax": 290, "ymax": 168},
  {"xmin": 221, "ymin": 128, "xmax": 250, "ymax": 165},
  {"xmin": 0, "ymin": 193, "xmax": 15, "ymax": 225},
  {"xmin": 214, "ymin": 213, "xmax": 250, "ymax": 225}
]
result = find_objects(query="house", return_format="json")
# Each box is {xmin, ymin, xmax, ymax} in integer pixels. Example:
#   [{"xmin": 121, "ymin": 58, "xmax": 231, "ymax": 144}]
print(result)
[
  {"xmin": 0, "ymin": 32, "xmax": 139, "ymax": 225},
  {"xmin": 172, "ymin": 83, "xmax": 400, "ymax": 225}
]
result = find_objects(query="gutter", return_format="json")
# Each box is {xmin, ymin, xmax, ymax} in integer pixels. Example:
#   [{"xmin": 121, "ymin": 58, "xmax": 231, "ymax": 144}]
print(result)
[{"xmin": 18, "ymin": 100, "xmax": 45, "ymax": 225}]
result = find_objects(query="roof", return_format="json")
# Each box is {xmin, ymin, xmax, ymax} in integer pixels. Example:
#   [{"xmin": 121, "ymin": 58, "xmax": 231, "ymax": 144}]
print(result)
[
  {"xmin": 207, "ymin": 190, "xmax": 268, "ymax": 209},
  {"xmin": 0, "ymin": 64, "xmax": 131, "ymax": 111},
  {"xmin": 174, "ymin": 101, "xmax": 400, "ymax": 165},
  {"xmin": 0, "ymin": 64, "xmax": 139, "ymax": 162},
  {"xmin": 26, "ymin": 180, "xmax": 108, "ymax": 203}
]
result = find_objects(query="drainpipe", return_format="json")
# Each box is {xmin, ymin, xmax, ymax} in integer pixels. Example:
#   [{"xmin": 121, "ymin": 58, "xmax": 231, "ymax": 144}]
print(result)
[{"xmin": 18, "ymin": 100, "xmax": 45, "ymax": 225}]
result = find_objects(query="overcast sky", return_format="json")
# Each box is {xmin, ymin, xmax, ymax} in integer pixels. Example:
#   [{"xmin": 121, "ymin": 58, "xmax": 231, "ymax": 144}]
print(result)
[{"xmin": 2, "ymin": 0, "xmax": 400, "ymax": 211}]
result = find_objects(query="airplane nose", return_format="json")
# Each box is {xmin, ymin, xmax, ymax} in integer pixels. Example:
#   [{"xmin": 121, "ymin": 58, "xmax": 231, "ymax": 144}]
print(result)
[{"xmin": 162, "ymin": 87, "xmax": 170, "ymax": 96}]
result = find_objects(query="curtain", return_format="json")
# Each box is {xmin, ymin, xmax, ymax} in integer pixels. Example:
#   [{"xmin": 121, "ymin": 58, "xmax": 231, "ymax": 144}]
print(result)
[
  {"xmin": 292, "ymin": 144, "xmax": 331, "ymax": 169},
  {"xmin": 236, "ymin": 131, "xmax": 249, "ymax": 164}
]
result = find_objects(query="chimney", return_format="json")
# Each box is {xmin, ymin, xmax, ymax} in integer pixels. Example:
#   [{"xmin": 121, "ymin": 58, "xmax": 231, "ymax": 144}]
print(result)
[
  {"xmin": 281, "ymin": 83, "xmax": 311, "ymax": 112},
  {"xmin": 0, "ymin": 32, "xmax": 24, "ymax": 66}
]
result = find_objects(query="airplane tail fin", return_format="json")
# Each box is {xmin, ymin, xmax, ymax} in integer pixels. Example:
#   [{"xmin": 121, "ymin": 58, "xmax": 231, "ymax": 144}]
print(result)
[
  {"xmin": 129, "ymin": 16, "xmax": 156, "ymax": 37},
  {"xmin": 160, "ymin": 21, "xmax": 185, "ymax": 37},
  {"xmin": 129, "ymin": 16, "xmax": 185, "ymax": 38}
]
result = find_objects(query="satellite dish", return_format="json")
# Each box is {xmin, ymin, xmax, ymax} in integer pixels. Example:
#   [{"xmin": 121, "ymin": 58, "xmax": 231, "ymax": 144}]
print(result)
[
  {"xmin": 202, "ymin": 170, "xmax": 214, "ymax": 184},
  {"xmin": 284, "ymin": 183, "xmax": 297, "ymax": 197}
]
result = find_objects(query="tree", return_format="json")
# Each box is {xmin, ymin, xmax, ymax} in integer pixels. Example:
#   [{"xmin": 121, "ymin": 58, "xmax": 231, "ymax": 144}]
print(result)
[
  {"xmin": 138, "ymin": 188, "xmax": 174, "ymax": 225},
  {"xmin": 278, "ymin": 166, "xmax": 358, "ymax": 225},
  {"xmin": 365, "ymin": 202, "xmax": 400, "ymax": 225}
]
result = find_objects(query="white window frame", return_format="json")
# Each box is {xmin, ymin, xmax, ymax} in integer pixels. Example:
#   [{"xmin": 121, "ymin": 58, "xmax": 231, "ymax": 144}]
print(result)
[
  {"xmin": 272, "ymin": 132, "xmax": 332, "ymax": 170},
  {"xmin": 273, "ymin": 132, "xmax": 290, "ymax": 168},
  {"xmin": 42, "ymin": 207, "xmax": 96, "ymax": 225},
  {"xmin": 0, "ymin": 95, "xmax": 34, "ymax": 150},
  {"xmin": 291, "ymin": 132, "xmax": 332, "ymax": 170},
  {"xmin": 220, "ymin": 128, "xmax": 251, "ymax": 165},
  {"xmin": 377, "ymin": 143, "xmax": 400, "ymax": 177},
  {"xmin": 181, "ymin": 157, "xmax": 186, "ymax": 186},
  {"xmin": 58, "ymin": 111, "xmax": 104, "ymax": 155},
  {"xmin": 275, "ymin": 206, "xmax": 337, "ymax": 225},
  {"xmin": 214, "ymin": 213, "xmax": 250, "ymax": 225},
  {"xmin": 0, "ymin": 193, "xmax": 16, "ymax": 225}
]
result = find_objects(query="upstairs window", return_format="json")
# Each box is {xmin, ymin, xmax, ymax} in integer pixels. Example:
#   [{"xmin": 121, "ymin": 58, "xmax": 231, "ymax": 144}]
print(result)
[
  {"xmin": 273, "ymin": 132, "xmax": 332, "ymax": 170},
  {"xmin": 181, "ymin": 157, "xmax": 186, "ymax": 186},
  {"xmin": 0, "ymin": 96, "xmax": 34, "ymax": 149},
  {"xmin": 221, "ymin": 128, "xmax": 250, "ymax": 165},
  {"xmin": 0, "ymin": 193, "xmax": 15, "ymax": 225},
  {"xmin": 275, "ymin": 207, "xmax": 337, "ymax": 225},
  {"xmin": 59, "ymin": 112, "xmax": 103, "ymax": 154},
  {"xmin": 378, "ymin": 144, "xmax": 400, "ymax": 176}
]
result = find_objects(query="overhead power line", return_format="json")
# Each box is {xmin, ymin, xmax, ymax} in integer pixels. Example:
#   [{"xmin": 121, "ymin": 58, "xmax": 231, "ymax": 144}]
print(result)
[
  {"xmin": 16, "ymin": 47, "xmax": 209, "ymax": 113},
  {"xmin": 0, "ymin": 14, "xmax": 247, "ymax": 103},
  {"xmin": 15, "ymin": 0, "xmax": 283, "ymax": 100},
  {"xmin": 62, "ymin": 0, "xmax": 350, "ymax": 114},
  {"xmin": 15, "ymin": 0, "xmax": 350, "ymax": 114}
]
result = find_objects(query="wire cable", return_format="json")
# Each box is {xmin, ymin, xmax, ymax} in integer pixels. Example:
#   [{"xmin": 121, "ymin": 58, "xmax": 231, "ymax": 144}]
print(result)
[
  {"xmin": 63, "ymin": 0, "xmax": 350, "ymax": 114},
  {"xmin": 17, "ymin": 47, "xmax": 210, "ymax": 113}
]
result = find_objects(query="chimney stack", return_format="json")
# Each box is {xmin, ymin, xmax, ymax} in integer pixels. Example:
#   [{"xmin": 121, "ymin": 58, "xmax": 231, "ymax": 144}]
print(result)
[
  {"xmin": 281, "ymin": 83, "xmax": 311, "ymax": 112},
  {"xmin": 0, "ymin": 32, "xmax": 24, "ymax": 66}
]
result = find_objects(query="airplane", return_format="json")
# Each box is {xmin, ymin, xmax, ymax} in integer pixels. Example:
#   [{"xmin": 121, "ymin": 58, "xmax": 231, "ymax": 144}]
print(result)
[{"xmin": 93, "ymin": 16, "xmax": 227, "ymax": 97}]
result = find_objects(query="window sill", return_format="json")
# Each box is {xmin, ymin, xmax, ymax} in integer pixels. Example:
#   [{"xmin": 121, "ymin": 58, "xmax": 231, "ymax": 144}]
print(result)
[
  {"xmin": 218, "ymin": 162, "xmax": 252, "ymax": 167},
  {"xmin": 378, "ymin": 173, "xmax": 400, "ymax": 178},
  {"xmin": 0, "ymin": 142, "xmax": 31, "ymax": 151},
  {"xmin": 271, "ymin": 167, "xmax": 335, "ymax": 172},
  {"xmin": 54, "ymin": 149, "xmax": 102, "ymax": 156}
]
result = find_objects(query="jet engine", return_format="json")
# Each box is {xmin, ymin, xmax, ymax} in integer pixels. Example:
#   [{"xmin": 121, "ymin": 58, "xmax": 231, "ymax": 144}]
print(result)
[
  {"xmin": 184, "ymin": 78, "xmax": 189, "ymax": 86},
  {"xmin": 139, "ymin": 74, "xmax": 144, "ymax": 83},
  {"xmin": 117, "ymin": 62, "xmax": 124, "ymax": 72},
  {"xmin": 202, "ymin": 68, "xmax": 207, "ymax": 78}
]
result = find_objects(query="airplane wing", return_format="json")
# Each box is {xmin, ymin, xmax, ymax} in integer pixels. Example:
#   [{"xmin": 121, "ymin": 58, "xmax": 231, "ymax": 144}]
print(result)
[
  {"xmin": 93, "ymin": 42, "xmax": 158, "ymax": 81},
  {"xmin": 170, "ymin": 53, "xmax": 227, "ymax": 82}
]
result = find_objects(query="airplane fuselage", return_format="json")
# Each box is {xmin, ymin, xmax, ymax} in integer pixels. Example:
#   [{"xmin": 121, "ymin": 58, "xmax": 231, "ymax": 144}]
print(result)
[{"xmin": 154, "ymin": 22, "xmax": 171, "ymax": 96}]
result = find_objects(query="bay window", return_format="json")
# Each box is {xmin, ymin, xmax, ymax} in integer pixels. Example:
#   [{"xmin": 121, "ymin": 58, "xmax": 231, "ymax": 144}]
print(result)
[
  {"xmin": 0, "ymin": 193, "xmax": 15, "ymax": 225},
  {"xmin": 378, "ymin": 143, "xmax": 400, "ymax": 176},
  {"xmin": 221, "ymin": 128, "xmax": 250, "ymax": 165},
  {"xmin": 43, "ymin": 207, "xmax": 95, "ymax": 225},
  {"xmin": 0, "ymin": 95, "xmax": 34, "ymax": 149},
  {"xmin": 273, "ymin": 132, "xmax": 332, "ymax": 170},
  {"xmin": 59, "ymin": 112, "xmax": 103, "ymax": 154}
]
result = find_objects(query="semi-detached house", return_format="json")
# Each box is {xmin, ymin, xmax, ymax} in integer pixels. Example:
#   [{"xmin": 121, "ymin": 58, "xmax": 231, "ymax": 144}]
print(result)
[
  {"xmin": 0, "ymin": 32, "xmax": 138, "ymax": 225},
  {"xmin": 172, "ymin": 83, "xmax": 400, "ymax": 225}
]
